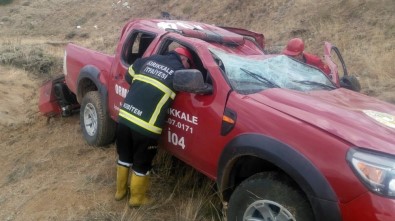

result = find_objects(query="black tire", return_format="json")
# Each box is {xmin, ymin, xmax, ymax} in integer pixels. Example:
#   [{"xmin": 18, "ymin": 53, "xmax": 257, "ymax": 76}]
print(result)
[
  {"xmin": 80, "ymin": 91, "xmax": 116, "ymax": 147},
  {"xmin": 227, "ymin": 172, "xmax": 314, "ymax": 221}
]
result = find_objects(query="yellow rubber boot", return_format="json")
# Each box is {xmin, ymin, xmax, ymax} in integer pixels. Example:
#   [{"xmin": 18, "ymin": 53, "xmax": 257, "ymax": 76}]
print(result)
[
  {"xmin": 129, "ymin": 173, "xmax": 151, "ymax": 207},
  {"xmin": 115, "ymin": 165, "xmax": 129, "ymax": 201}
]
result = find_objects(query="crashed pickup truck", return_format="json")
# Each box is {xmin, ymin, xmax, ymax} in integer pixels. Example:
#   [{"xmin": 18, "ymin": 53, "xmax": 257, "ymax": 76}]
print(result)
[{"xmin": 38, "ymin": 19, "xmax": 395, "ymax": 221}]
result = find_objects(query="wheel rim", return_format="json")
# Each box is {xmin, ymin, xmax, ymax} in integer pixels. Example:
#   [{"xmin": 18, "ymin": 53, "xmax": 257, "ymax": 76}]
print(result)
[
  {"xmin": 83, "ymin": 103, "xmax": 97, "ymax": 136},
  {"xmin": 243, "ymin": 200, "xmax": 296, "ymax": 221}
]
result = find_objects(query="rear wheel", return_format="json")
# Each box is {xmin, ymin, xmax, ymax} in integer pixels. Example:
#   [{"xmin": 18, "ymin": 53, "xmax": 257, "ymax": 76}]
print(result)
[
  {"xmin": 227, "ymin": 172, "xmax": 314, "ymax": 221},
  {"xmin": 80, "ymin": 91, "xmax": 116, "ymax": 146}
]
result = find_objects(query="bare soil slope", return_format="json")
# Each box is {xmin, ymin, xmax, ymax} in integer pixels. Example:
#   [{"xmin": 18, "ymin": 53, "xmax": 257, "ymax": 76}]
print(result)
[
  {"xmin": 0, "ymin": 0, "xmax": 394, "ymax": 220},
  {"xmin": 0, "ymin": 66, "xmax": 217, "ymax": 220}
]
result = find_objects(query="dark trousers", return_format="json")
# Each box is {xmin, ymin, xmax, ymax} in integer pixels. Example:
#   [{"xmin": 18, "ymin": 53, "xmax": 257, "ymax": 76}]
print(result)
[{"xmin": 116, "ymin": 123, "xmax": 158, "ymax": 174}]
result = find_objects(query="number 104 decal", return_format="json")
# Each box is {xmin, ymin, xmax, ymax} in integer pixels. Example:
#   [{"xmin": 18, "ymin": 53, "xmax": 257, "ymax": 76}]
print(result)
[{"xmin": 167, "ymin": 130, "xmax": 186, "ymax": 149}]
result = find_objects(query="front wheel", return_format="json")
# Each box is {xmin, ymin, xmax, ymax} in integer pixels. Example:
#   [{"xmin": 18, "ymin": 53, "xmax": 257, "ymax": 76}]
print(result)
[
  {"xmin": 227, "ymin": 172, "xmax": 314, "ymax": 221},
  {"xmin": 80, "ymin": 91, "xmax": 116, "ymax": 146}
]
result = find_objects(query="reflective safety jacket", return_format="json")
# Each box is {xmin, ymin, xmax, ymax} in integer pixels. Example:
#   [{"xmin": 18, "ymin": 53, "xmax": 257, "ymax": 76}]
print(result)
[{"xmin": 118, "ymin": 52, "xmax": 185, "ymax": 139}]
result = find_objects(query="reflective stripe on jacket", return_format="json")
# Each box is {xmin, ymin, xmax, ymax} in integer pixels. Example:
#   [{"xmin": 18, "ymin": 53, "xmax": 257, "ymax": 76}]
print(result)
[{"xmin": 118, "ymin": 52, "xmax": 184, "ymax": 139}]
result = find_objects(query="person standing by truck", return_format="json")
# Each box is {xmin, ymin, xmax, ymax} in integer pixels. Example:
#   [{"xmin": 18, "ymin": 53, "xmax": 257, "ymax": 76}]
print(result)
[
  {"xmin": 114, "ymin": 47, "xmax": 193, "ymax": 207},
  {"xmin": 283, "ymin": 38, "xmax": 331, "ymax": 75}
]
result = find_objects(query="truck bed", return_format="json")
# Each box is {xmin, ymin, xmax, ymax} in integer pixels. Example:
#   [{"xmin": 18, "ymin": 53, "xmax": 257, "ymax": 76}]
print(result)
[{"xmin": 64, "ymin": 43, "xmax": 115, "ymax": 95}]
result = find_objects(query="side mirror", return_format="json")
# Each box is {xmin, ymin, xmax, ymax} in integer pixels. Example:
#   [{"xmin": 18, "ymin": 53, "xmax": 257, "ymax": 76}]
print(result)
[
  {"xmin": 340, "ymin": 75, "xmax": 361, "ymax": 92},
  {"xmin": 173, "ymin": 69, "xmax": 213, "ymax": 94}
]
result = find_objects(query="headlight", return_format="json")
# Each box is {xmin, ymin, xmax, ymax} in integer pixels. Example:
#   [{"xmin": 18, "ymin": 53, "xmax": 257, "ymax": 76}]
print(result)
[{"xmin": 347, "ymin": 148, "xmax": 395, "ymax": 198}]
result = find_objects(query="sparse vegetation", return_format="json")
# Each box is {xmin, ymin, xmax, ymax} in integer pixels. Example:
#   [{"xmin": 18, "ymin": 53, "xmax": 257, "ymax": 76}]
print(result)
[
  {"xmin": 0, "ymin": 44, "xmax": 61, "ymax": 78},
  {"xmin": 150, "ymin": 150, "xmax": 224, "ymax": 220},
  {"xmin": 0, "ymin": 0, "xmax": 13, "ymax": 5},
  {"xmin": 65, "ymin": 31, "xmax": 77, "ymax": 39},
  {"xmin": 79, "ymin": 32, "xmax": 90, "ymax": 39}
]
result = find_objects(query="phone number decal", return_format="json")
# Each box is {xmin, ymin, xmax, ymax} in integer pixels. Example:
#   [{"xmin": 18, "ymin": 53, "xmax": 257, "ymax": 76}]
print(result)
[{"xmin": 166, "ymin": 118, "xmax": 194, "ymax": 134}]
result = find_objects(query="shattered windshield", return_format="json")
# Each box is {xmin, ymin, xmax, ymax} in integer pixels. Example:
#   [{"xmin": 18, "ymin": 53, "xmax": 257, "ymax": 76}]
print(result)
[{"xmin": 210, "ymin": 48, "xmax": 336, "ymax": 94}]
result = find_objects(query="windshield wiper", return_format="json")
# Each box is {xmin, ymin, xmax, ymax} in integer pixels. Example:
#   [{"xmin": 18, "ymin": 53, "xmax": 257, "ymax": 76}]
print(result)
[
  {"xmin": 240, "ymin": 68, "xmax": 280, "ymax": 88},
  {"xmin": 292, "ymin": 80, "xmax": 336, "ymax": 90}
]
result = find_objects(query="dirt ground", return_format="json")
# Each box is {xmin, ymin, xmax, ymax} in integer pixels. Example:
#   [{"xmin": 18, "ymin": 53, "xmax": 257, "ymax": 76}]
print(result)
[
  {"xmin": 0, "ymin": 64, "xmax": 218, "ymax": 221},
  {"xmin": 0, "ymin": 0, "xmax": 394, "ymax": 220},
  {"xmin": 0, "ymin": 66, "xmax": 217, "ymax": 220},
  {"xmin": 0, "ymin": 66, "xmax": 118, "ymax": 220}
]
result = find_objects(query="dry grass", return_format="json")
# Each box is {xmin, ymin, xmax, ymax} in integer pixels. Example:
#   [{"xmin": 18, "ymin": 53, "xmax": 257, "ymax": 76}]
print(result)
[
  {"xmin": 0, "ymin": 42, "xmax": 62, "ymax": 79},
  {"xmin": 69, "ymin": 148, "xmax": 224, "ymax": 221},
  {"xmin": 2, "ymin": 0, "xmax": 392, "ymax": 91}
]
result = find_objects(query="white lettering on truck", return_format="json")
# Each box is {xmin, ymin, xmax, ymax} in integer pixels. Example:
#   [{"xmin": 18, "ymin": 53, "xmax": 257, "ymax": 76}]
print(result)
[
  {"xmin": 157, "ymin": 21, "xmax": 203, "ymax": 31},
  {"xmin": 115, "ymin": 84, "xmax": 128, "ymax": 98},
  {"xmin": 168, "ymin": 108, "xmax": 198, "ymax": 125}
]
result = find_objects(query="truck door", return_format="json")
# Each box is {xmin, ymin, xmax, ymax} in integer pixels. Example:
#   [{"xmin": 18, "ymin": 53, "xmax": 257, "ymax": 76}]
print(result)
[
  {"xmin": 323, "ymin": 42, "xmax": 361, "ymax": 92},
  {"xmin": 155, "ymin": 40, "xmax": 231, "ymax": 178},
  {"xmin": 108, "ymin": 31, "xmax": 156, "ymax": 120},
  {"xmin": 164, "ymin": 78, "xmax": 230, "ymax": 178}
]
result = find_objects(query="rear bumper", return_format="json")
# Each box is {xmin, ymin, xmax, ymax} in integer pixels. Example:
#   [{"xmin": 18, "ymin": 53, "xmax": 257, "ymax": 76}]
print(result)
[{"xmin": 341, "ymin": 192, "xmax": 395, "ymax": 221}]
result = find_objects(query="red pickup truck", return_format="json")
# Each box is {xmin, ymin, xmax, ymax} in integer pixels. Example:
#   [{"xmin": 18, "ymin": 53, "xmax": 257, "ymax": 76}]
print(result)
[{"xmin": 39, "ymin": 19, "xmax": 395, "ymax": 221}]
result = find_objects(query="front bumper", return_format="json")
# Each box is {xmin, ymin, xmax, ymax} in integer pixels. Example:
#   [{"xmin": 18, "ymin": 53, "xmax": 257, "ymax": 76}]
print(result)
[{"xmin": 341, "ymin": 192, "xmax": 395, "ymax": 221}]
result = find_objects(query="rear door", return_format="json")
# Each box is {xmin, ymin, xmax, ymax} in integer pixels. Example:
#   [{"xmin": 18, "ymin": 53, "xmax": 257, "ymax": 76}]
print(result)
[{"xmin": 108, "ymin": 31, "xmax": 156, "ymax": 119}]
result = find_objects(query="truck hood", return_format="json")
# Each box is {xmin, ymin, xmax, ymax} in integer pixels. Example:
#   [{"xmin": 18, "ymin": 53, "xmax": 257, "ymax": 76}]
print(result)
[{"xmin": 249, "ymin": 88, "xmax": 395, "ymax": 153}]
